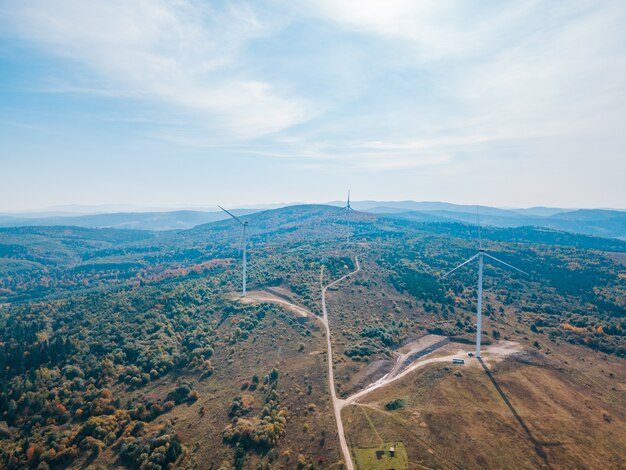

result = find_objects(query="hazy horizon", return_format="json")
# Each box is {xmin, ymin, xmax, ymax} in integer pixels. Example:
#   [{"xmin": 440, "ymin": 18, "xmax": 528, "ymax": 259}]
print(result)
[{"xmin": 1, "ymin": 199, "xmax": 625, "ymax": 218}]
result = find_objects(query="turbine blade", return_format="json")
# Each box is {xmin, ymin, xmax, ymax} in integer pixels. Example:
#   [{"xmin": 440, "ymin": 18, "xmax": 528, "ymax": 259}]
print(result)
[
  {"xmin": 483, "ymin": 253, "xmax": 528, "ymax": 275},
  {"xmin": 248, "ymin": 209, "xmax": 269, "ymax": 222},
  {"xmin": 350, "ymin": 207, "xmax": 376, "ymax": 221},
  {"xmin": 442, "ymin": 253, "xmax": 479, "ymax": 278},
  {"xmin": 218, "ymin": 205, "xmax": 244, "ymax": 225}
]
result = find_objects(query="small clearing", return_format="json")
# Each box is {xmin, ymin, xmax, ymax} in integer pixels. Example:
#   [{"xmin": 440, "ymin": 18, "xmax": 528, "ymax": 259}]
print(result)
[
  {"xmin": 237, "ymin": 290, "xmax": 315, "ymax": 319},
  {"xmin": 353, "ymin": 441, "xmax": 408, "ymax": 470},
  {"xmin": 342, "ymin": 340, "xmax": 522, "ymax": 407}
]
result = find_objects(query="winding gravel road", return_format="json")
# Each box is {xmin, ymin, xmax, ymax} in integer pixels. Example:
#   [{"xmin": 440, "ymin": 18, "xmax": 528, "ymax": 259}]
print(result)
[
  {"xmin": 240, "ymin": 257, "xmax": 362, "ymax": 469},
  {"xmin": 321, "ymin": 256, "xmax": 360, "ymax": 470},
  {"xmin": 242, "ymin": 261, "xmax": 522, "ymax": 470}
]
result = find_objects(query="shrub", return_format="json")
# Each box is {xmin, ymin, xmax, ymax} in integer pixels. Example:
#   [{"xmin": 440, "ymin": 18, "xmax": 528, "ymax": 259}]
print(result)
[{"xmin": 385, "ymin": 399, "xmax": 405, "ymax": 410}]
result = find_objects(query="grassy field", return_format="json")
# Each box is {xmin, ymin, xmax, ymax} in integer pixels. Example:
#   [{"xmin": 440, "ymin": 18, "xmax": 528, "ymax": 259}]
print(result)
[
  {"xmin": 161, "ymin": 301, "xmax": 342, "ymax": 468},
  {"xmin": 353, "ymin": 441, "xmax": 408, "ymax": 470},
  {"xmin": 70, "ymin": 297, "xmax": 344, "ymax": 469},
  {"xmin": 343, "ymin": 343, "xmax": 626, "ymax": 469}
]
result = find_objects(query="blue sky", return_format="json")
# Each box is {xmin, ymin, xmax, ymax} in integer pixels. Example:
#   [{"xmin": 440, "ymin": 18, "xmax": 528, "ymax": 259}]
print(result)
[{"xmin": 1, "ymin": 0, "xmax": 625, "ymax": 211}]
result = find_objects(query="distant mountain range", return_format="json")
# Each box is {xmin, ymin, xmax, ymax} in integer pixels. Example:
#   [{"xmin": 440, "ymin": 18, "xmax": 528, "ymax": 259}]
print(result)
[
  {"xmin": 0, "ymin": 201, "xmax": 624, "ymax": 239},
  {"xmin": 327, "ymin": 200, "xmax": 574, "ymax": 217},
  {"xmin": 0, "ymin": 209, "xmax": 260, "ymax": 232}
]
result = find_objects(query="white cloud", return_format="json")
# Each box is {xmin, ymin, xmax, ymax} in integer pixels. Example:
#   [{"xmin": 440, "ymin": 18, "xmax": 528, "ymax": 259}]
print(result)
[
  {"xmin": 3, "ymin": 0, "xmax": 314, "ymax": 137},
  {"xmin": 1, "ymin": 0, "xmax": 625, "ymax": 202},
  {"xmin": 287, "ymin": 0, "xmax": 626, "ymax": 176},
  {"xmin": 293, "ymin": 0, "xmax": 539, "ymax": 60}
]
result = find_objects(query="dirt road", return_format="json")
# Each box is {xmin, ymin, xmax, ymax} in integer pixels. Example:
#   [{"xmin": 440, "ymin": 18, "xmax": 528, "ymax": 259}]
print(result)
[
  {"xmin": 341, "ymin": 341, "xmax": 523, "ymax": 407},
  {"xmin": 242, "ymin": 258, "xmax": 361, "ymax": 469},
  {"xmin": 239, "ymin": 291, "xmax": 313, "ymax": 318},
  {"xmin": 321, "ymin": 256, "xmax": 360, "ymax": 470},
  {"xmin": 240, "ymin": 258, "xmax": 522, "ymax": 470}
]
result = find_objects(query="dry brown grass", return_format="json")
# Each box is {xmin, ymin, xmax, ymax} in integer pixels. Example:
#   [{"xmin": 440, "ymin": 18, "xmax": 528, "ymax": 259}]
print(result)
[{"xmin": 343, "ymin": 343, "xmax": 626, "ymax": 469}]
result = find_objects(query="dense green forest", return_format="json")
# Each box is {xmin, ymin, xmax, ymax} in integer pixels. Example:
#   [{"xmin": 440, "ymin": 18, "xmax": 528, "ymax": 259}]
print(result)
[{"xmin": 0, "ymin": 205, "xmax": 624, "ymax": 468}]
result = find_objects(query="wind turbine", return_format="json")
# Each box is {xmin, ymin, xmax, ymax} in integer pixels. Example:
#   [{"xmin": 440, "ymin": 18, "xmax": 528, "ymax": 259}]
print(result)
[
  {"xmin": 218, "ymin": 206, "xmax": 252, "ymax": 296},
  {"xmin": 442, "ymin": 224, "xmax": 528, "ymax": 358},
  {"xmin": 344, "ymin": 190, "xmax": 356, "ymax": 243}
]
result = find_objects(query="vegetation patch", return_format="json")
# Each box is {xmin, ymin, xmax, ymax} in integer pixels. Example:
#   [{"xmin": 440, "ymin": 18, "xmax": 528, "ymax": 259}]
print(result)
[
  {"xmin": 384, "ymin": 399, "xmax": 406, "ymax": 411},
  {"xmin": 353, "ymin": 441, "xmax": 408, "ymax": 470}
]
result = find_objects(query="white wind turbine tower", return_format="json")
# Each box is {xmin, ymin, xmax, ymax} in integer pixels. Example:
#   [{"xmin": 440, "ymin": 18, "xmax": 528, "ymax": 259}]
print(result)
[
  {"xmin": 344, "ymin": 189, "xmax": 356, "ymax": 243},
  {"xmin": 218, "ymin": 205, "xmax": 256, "ymax": 297},
  {"xmin": 442, "ymin": 214, "xmax": 528, "ymax": 358}
]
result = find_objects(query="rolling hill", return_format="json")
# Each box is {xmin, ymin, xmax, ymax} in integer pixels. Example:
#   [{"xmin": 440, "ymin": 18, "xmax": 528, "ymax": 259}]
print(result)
[
  {"xmin": 0, "ymin": 209, "xmax": 262, "ymax": 231},
  {"xmin": 0, "ymin": 204, "xmax": 624, "ymax": 469},
  {"xmin": 2, "ymin": 202, "xmax": 624, "ymax": 239}
]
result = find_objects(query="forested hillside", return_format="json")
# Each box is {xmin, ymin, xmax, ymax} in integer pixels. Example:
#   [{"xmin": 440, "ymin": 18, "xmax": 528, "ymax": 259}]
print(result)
[{"xmin": 0, "ymin": 205, "xmax": 625, "ymax": 468}]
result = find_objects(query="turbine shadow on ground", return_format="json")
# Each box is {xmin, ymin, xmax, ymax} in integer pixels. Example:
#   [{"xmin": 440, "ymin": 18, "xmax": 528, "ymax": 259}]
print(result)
[{"xmin": 478, "ymin": 357, "xmax": 562, "ymax": 468}]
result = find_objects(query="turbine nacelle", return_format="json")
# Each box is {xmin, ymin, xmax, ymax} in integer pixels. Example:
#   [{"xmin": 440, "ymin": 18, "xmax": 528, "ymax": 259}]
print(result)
[{"xmin": 344, "ymin": 189, "xmax": 357, "ymax": 243}]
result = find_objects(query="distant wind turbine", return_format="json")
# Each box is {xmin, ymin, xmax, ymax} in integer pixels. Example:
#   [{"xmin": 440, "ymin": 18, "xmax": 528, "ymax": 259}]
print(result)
[
  {"xmin": 344, "ymin": 189, "xmax": 356, "ymax": 243},
  {"xmin": 218, "ymin": 206, "xmax": 266, "ymax": 297},
  {"xmin": 442, "ymin": 217, "xmax": 528, "ymax": 358}
]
